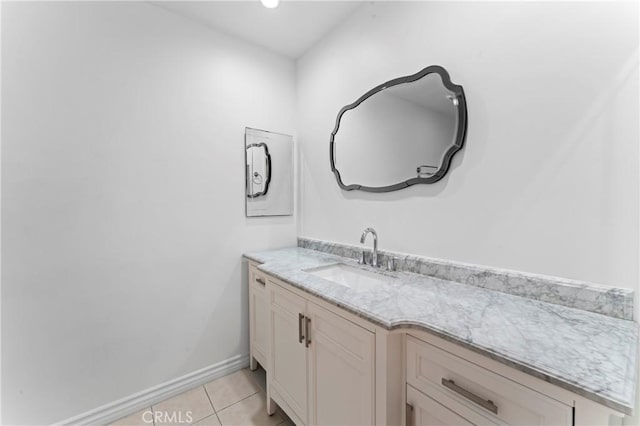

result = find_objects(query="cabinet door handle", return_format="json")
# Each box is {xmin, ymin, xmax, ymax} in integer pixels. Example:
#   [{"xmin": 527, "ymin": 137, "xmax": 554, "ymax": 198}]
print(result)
[
  {"xmin": 298, "ymin": 313, "xmax": 305, "ymax": 344},
  {"xmin": 256, "ymin": 277, "xmax": 265, "ymax": 286},
  {"xmin": 405, "ymin": 403, "xmax": 414, "ymax": 426},
  {"xmin": 441, "ymin": 378, "xmax": 498, "ymax": 415},
  {"xmin": 305, "ymin": 317, "xmax": 311, "ymax": 347}
]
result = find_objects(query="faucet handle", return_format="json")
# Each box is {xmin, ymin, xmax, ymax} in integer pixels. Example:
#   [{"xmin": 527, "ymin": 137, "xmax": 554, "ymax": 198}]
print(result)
[{"xmin": 358, "ymin": 250, "xmax": 366, "ymax": 265}]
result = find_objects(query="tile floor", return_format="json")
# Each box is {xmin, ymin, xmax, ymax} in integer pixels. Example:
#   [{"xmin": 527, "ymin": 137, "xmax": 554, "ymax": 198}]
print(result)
[{"xmin": 110, "ymin": 366, "xmax": 294, "ymax": 426}]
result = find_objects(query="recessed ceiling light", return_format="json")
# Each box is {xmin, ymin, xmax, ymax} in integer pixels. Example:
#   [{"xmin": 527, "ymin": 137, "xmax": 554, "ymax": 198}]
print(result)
[{"xmin": 261, "ymin": 0, "xmax": 279, "ymax": 8}]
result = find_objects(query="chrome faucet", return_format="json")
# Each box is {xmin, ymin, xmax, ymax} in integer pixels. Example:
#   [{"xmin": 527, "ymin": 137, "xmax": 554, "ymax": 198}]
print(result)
[{"xmin": 360, "ymin": 227, "xmax": 379, "ymax": 268}]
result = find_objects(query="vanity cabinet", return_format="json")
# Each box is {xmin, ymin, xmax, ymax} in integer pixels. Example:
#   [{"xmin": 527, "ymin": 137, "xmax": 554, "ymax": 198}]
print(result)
[
  {"xmin": 266, "ymin": 276, "xmax": 375, "ymax": 426},
  {"xmin": 247, "ymin": 259, "xmax": 627, "ymax": 426},
  {"xmin": 248, "ymin": 263, "xmax": 268, "ymax": 369}
]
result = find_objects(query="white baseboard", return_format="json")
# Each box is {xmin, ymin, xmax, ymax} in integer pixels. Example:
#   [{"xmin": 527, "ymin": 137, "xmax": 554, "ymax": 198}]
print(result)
[{"xmin": 55, "ymin": 354, "xmax": 250, "ymax": 426}]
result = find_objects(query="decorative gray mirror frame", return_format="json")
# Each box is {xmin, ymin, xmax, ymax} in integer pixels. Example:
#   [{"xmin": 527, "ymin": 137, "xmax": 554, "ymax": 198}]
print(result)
[{"xmin": 329, "ymin": 65, "xmax": 468, "ymax": 192}]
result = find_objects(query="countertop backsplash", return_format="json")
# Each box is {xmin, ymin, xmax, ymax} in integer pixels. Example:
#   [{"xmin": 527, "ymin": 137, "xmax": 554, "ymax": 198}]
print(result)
[{"xmin": 298, "ymin": 237, "xmax": 634, "ymax": 320}]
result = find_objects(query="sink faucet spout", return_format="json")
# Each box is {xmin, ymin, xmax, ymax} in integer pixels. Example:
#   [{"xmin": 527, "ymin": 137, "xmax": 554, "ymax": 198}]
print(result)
[{"xmin": 360, "ymin": 227, "xmax": 379, "ymax": 268}]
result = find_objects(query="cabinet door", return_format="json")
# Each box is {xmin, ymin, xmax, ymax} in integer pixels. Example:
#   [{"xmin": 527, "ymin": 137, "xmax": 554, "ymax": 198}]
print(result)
[
  {"xmin": 249, "ymin": 267, "xmax": 267, "ymax": 367},
  {"xmin": 307, "ymin": 302, "xmax": 375, "ymax": 426},
  {"xmin": 269, "ymin": 282, "xmax": 308, "ymax": 423},
  {"xmin": 407, "ymin": 385, "xmax": 476, "ymax": 426}
]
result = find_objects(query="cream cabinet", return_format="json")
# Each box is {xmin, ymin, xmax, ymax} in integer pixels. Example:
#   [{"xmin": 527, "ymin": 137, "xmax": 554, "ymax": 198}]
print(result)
[
  {"xmin": 266, "ymin": 277, "xmax": 375, "ymax": 426},
  {"xmin": 248, "ymin": 262, "xmax": 268, "ymax": 369},
  {"xmin": 247, "ymin": 262, "xmax": 626, "ymax": 426}
]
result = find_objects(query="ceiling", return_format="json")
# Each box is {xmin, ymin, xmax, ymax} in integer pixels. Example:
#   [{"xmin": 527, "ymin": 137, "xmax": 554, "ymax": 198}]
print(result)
[{"xmin": 153, "ymin": 1, "xmax": 363, "ymax": 59}]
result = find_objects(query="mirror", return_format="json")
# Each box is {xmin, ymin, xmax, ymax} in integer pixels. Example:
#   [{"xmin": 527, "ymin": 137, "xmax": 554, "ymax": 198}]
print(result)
[
  {"xmin": 245, "ymin": 127, "xmax": 293, "ymax": 217},
  {"xmin": 330, "ymin": 65, "xmax": 467, "ymax": 192}
]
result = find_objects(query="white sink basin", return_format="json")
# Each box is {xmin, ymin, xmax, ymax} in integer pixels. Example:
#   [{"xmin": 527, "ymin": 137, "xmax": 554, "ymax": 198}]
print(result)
[{"xmin": 304, "ymin": 263, "xmax": 391, "ymax": 289}]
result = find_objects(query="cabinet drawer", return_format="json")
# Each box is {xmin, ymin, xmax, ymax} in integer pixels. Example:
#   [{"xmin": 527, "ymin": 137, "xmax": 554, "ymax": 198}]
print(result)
[
  {"xmin": 407, "ymin": 384, "xmax": 497, "ymax": 426},
  {"xmin": 249, "ymin": 263, "xmax": 268, "ymax": 288},
  {"xmin": 406, "ymin": 336, "xmax": 572, "ymax": 425}
]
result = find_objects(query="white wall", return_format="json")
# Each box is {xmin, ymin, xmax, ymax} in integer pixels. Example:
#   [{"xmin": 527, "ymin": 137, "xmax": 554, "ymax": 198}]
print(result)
[
  {"xmin": 1, "ymin": 2, "xmax": 296, "ymax": 424},
  {"xmin": 297, "ymin": 1, "xmax": 639, "ymax": 293}
]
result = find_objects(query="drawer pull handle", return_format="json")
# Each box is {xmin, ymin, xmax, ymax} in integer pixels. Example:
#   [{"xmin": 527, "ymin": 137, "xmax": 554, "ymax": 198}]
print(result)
[
  {"xmin": 405, "ymin": 403, "xmax": 414, "ymax": 426},
  {"xmin": 305, "ymin": 317, "xmax": 311, "ymax": 347},
  {"xmin": 441, "ymin": 378, "xmax": 498, "ymax": 415},
  {"xmin": 256, "ymin": 278, "xmax": 266, "ymax": 286},
  {"xmin": 298, "ymin": 313, "xmax": 305, "ymax": 344}
]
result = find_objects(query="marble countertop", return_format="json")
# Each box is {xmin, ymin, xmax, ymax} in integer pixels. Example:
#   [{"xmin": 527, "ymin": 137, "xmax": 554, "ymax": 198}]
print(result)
[{"xmin": 243, "ymin": 247, "xmax": 638, "ymax": 415}]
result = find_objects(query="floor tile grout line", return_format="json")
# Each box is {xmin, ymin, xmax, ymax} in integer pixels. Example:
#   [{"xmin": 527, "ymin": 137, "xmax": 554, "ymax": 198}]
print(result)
[
  {"xmin": 202, "ymin": 384, "xmax": 223, "ymax": 425},
  {"xmin": 201, "ymin": 384, "xmax": 216, "ymax": 412},
  {"xmin": 149, "ymin": 386, "xmax": 213, "ymax": 426},
  {"xmin": 189, "ymin": 412, "xmax": 218, "ymax": 426},
  {"xmin": 215, "ymin": 389, "xmax": 261, "ymax": 414},
  {"xmin": 146, "ymin": 405, "xmax": 155, "ymax": 426}
]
